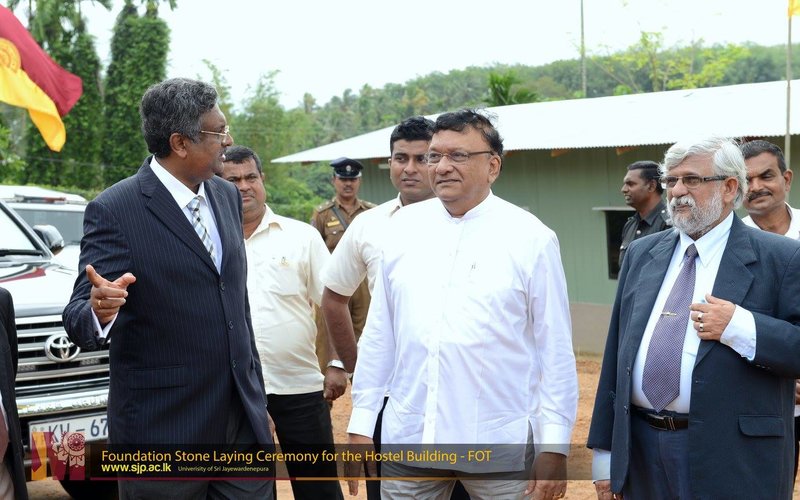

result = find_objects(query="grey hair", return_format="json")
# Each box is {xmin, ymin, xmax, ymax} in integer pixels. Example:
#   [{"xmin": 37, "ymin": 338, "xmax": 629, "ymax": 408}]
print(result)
[
  {"xmin": 140, "ymin": 78, "xmax": 219, "ymax": 158},
  {"xmin": 660, "ymin": 137, "xmax": 748, "ymax": 208}
]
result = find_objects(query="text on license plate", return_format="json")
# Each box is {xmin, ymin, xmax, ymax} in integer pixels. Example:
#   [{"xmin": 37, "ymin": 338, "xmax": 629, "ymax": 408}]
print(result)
[{"xmin": 29, "ymin": 413, "xmax": 108, "ymax": 444}]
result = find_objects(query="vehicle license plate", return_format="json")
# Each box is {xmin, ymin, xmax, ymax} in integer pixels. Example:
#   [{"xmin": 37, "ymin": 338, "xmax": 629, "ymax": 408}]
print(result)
[{"xmin": 29, "ymin": 413, "xmax": 108, "ymax": 443}]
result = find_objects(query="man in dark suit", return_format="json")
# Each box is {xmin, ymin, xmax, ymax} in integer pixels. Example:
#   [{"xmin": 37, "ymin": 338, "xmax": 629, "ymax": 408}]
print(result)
[
  {"xmin": 0, "ymin": 288, "xmax": 27, "ymax": 500},
  {"xmin": 63, "ymin": 78, "xmax": 273, "ymax": 499},
  {"xmin": 589, "ymin": 137, "xmax": 800, "ymax": 499}
]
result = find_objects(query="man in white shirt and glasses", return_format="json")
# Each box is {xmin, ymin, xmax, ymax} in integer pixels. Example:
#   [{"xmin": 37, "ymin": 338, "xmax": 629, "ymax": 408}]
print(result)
[{"xmin": 347, "ymin": 109, "xmax": 578, "ymax": 500}]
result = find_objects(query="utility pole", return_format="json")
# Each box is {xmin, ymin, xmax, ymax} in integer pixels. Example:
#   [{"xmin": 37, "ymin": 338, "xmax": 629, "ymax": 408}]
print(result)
[{"xmin": 581, "ymin": 0, "xmax": 587, "ymax": 98}]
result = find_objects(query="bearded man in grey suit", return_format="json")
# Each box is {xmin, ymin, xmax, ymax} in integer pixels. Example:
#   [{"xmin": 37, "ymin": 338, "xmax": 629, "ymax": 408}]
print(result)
[
  {"xmin": 589, "ymin": 137, "xmax": 800, "ymax": 499},
  {"xmin": 63, "ymin": 78, "xmax": 273, "ymax": 499}
]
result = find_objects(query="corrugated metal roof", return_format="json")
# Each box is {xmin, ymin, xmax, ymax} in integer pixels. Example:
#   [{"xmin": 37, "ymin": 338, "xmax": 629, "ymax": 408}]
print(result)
[{"xmin": 272, "ymin": 80, "xmax": 800, "ymax": 163}]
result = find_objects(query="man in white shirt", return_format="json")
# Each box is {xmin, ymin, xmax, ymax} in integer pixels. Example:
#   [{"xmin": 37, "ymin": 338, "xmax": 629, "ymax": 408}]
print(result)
[
  {"xmin": 322, "ymin": 116, "xmax": 435, "ymax": 374},
  {"xmin": 347, "ymin": 109, "xmax": 578, "ymax": 500},
  {"xmin": 322, "ymin": 116, "xmax": 462, "ymax": 500},
  {"xmin": 740, "ymin": 139, "xmax": 800, "ymax": 483},
  {"xmin": 589, "ymin": 137, "xmax": 800, "ymax": 500},
  {"xmin": 221, "ymin": 146, "xmax": 342, "ymax": 500}
]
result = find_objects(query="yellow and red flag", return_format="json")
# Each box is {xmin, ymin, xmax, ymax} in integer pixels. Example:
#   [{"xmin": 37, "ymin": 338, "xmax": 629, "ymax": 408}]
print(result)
[
  {"xmin": 791, "ymin": 0, "xmax": 800, "ymax": 17},
  {"xmin": 0, "ymin": 5, "xmax": 82, "ymax": 152}
]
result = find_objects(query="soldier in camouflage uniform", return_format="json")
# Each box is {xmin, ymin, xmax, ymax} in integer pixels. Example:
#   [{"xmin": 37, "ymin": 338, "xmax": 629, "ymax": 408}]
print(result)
[{"xmin": 310, "ymin": 158, "xmax": 375, "ymax": 373}]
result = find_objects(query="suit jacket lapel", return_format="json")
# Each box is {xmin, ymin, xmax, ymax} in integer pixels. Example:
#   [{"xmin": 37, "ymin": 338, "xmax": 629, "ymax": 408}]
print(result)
[
  {"xmin": 623, "ymin": 232, "xmax": 679, "ymax": 361},
  {"xmin": 696, "ymin": 216, "xmax": 756, "ymax": 365},
  {"xmin": 138, "ymin": 159, "xmax": 218, "ymax": 274}
]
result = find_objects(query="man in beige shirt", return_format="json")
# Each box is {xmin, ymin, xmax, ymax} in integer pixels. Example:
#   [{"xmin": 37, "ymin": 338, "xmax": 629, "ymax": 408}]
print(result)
[{"xmin": 222, "ymin": 145, "xmax": 342, "ymax": 500}]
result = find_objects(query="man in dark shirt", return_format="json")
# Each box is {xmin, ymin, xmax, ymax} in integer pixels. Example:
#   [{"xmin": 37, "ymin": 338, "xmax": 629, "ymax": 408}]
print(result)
[{"xmin": 619, "ymin": 160, "xmax": 669, "ymax": 266}]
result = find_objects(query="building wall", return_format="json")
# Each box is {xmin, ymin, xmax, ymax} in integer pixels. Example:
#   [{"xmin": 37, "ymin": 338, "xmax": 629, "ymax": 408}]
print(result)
[{"xmin": 357, "ymin": 137, "xmax": 800, "ymax": 352}]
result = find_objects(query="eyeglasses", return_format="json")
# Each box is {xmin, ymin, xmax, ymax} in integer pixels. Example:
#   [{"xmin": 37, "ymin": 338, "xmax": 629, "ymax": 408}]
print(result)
[
  {"xmin": 660, "ymin": 174, "xmax": 728, "ymax": 189},
  {"xmin": 424, "ymin": 150, "xmax": 494, "ymax": 165},
  {"xmin": 199, "ymin": 126, "xmax": 231, "ymax": 143}
]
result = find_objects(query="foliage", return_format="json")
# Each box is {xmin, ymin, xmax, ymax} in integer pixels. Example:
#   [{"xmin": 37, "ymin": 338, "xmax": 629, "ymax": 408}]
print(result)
[
  {"xmin": 201, "ymin": 59, "xmax": 234, "ymax": 120},
  {"xmin": 101, "ymin": 0, "xmax": 170, "ymax": 184},
  {"xmin": 486, "ymin": 71, "xmax": 539, "ymax": 106},
  {"xmin": 587, "ymin": 32, "xmax": 752, "ymax": 95},
  {"xmin": 224, "ymin": 72, "xmax": 331, "ymax": 220},
  {"xmin": 0, "ymin": 125, "xmax": 25, "ymax": 181}
]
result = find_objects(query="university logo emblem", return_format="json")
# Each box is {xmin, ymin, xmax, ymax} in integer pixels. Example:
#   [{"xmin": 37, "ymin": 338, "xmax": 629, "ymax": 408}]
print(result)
[{"xmin": 31, "ymin": 431, "xmax": 86, "ymax": 480}]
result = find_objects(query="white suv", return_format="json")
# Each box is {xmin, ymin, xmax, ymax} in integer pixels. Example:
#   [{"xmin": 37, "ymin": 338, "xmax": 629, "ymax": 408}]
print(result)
[{"xmin": 0, "ymin": 186, "xmax": 86, "ymax": 271}]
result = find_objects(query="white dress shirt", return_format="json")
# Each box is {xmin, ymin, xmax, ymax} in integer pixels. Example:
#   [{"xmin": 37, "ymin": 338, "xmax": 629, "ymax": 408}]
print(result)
[
  {"xmin": 93, "ymin": 157, "xmax": 223, "ymax": 336},
  {"xmin": 245, "ymin": 205, "xmax": 330, "ymax": 395},
  {"xmin": 322, "ymin": 195, "xmax": 402, "ymax": 296},
  {"xmin": 348, "ymin": 194, "xmax": 578, "ymax": 472},
  {"xmin": 742, "ymin": 203, "xmax": 800, "ymax": 240},
  {"xmin": 593, "ymin": 212, "xmax": 758, "ymax": 480}
]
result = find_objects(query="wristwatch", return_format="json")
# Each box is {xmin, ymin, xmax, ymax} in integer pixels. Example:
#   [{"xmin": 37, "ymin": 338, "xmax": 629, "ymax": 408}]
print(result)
[{"xmin": 326, "ymin": 359, "xmax": 353, "ymax": 379}]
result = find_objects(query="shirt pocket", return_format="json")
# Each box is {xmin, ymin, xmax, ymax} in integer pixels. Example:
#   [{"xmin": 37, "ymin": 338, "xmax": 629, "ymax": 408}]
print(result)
[{"xmin": 266, "ymin": 257, "xmax": 303, "ymax": 297}]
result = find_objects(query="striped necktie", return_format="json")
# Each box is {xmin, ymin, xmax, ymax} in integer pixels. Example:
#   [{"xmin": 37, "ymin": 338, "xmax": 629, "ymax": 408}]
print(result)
[
  {"xmin": 642, "ymin": 243, "xmax": 698, "ymax": 412},
  {"xmin": 187, "ymin": 196, "xmax": 216, "ymax": 262}
]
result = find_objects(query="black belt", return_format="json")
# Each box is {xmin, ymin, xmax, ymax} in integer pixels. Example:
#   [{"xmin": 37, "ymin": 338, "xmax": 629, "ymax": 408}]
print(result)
[{"xmin": 633, "ymin": 407, "xmax": 689, "ymax": 431}]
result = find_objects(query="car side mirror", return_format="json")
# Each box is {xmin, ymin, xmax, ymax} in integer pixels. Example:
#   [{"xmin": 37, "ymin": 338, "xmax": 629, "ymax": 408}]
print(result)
[{"xmin": 33, "ymin": 224, "xmax": 65, "ymax": 255}]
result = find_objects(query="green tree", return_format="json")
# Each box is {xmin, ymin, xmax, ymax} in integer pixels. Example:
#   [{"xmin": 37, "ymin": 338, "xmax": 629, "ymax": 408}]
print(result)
[
  {"xmin": 101, "ymin": 0, "xmax": 171, "ymax": 184},
  {"xmin": 486, "ymin": 71, "xmax": 539, "ymax": 106},
  {"xmin": 0, "ymin": 124, "xmax": 25, "ymax": 182},
  {"xmin": 589, "ymin": 32, "xmax": 750, "ymax": 95},
  {"xmin": 200, "ymin": 59, "xmax": 234, "ymax": 120}
]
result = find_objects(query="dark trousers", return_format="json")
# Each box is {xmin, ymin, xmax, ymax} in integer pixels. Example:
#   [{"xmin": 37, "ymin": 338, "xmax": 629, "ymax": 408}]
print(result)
[
  {"xmin": 119, "ymin": 394, "xmax": 274, "ymax": 499},
  {"xmin": 623, "ymin": 412, "xmax": 691, "ymax": 500},
  {"xmin": 268, "ymin": 391, "xmax": 343, "ymax": 500},
  {"xmin": 369, "ymin": 398, "xmax": 470, "ymax": 500}
]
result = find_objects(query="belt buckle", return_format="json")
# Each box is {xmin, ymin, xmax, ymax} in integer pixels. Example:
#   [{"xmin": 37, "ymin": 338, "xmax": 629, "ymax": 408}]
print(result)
[{"xmin": 649, "ymin": 413, "xmax": 676, "ymax": 431}]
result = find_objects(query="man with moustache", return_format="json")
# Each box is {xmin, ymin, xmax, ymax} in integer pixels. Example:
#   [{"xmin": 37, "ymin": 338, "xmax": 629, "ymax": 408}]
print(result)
[
  {"xmin": 221, "ymin": 146, "xmax": 342, "ymax": 500},
  {"xmin": 63, "ymin": 78, "xmax": 273, "ymax": 499},
  {"xmin": 740, "ymin": 140, "xmax": 800, "ymax": 481},
  {"xmin": 619, "ymin": 161, "xmax": 669, "ymax": 267},
  {"xmin": 589, "ymin": 137, "xmax": 800, "ymax": 500},
  {"xmin": 348, "ymin": 109, "xmax": 577, "ymax": 500}
]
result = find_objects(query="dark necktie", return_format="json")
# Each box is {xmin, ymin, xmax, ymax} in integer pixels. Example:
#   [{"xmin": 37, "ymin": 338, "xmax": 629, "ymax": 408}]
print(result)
[{"xmin": 642, "ymin": 244, "xmax": 698, "ymax": 412}]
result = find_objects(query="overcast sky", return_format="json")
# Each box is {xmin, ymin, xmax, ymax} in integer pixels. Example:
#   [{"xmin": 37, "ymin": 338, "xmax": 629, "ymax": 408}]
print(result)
[{"xmin": 31, "ymin": 0, "xmax": 797, "ymax": 109}]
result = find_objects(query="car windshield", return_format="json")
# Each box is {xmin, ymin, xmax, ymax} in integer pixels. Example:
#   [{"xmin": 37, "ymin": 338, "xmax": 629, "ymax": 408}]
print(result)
[
  {"xmin": 13, "ymin": 208, "xmax": 84, "ymax": 245},
  {"xmin": 0, "ymin": 208, "xmax": 38, "ymax": 253}
]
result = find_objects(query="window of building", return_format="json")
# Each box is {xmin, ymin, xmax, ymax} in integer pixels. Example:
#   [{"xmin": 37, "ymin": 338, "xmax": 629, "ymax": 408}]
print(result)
[{"xmin": 593, "ymin": 207, "xmax": 634, "ymax": 280}]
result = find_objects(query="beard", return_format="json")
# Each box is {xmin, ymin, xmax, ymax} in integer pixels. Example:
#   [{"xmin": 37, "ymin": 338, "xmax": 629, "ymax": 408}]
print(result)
[{"xmin": 668, "ymin": 189, "xmax": 724, "ymax": 237}]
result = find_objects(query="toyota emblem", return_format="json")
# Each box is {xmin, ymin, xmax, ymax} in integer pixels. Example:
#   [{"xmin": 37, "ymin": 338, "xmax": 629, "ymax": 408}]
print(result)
[{"xmin": 44, "ymin": 333, "xmax": 81, "ymax": 362}]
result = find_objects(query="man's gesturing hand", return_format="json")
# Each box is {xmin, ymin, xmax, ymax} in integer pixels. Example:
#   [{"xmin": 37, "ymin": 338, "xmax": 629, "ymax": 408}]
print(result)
[{"xmin": 87, "ymin": 264, "xmax": 136, "ymax": 325}]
